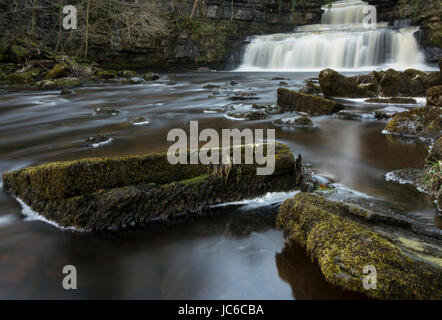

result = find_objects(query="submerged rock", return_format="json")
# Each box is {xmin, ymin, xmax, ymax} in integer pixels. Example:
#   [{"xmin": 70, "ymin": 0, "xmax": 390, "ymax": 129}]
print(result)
[
  {"xmin": 228, "ymin": 91, "xmax": 260, "ymax": 101},
  {"xmin": 374, "ymin": 106, "xmax": 409, "ymax": 119},
  {"xmin": 204, "ymin": 107, "xmax": 224, "ymax": 114},
  {"xmin": 83, "ymin": 135, "xmax": 113, "ymax": 147},
  {"xmin": 277, "ymin": 88, "xmax": 344, "ymax": 115},
  {"xmin": 93, "ymin": 107, "xmax": 120, "ymax": 116},
  {"xmin": 336, "ymin": 110, "xmax": 375, "ymax": 121},
  {"xmin": 120, "ymin": 70, "xmax": 137, "ymax": 79},
  {"xmin": 273, "ymin": 115, "xmax": 314, "ymax": 128},
  {"xmin": 129, "ymin": 77, "xmax": 144, "ymax": 85},
  {"xmin": 365, "ymin": 97, "xmax": 418, "ymax": 104},
  {"xmin": 143, "ymin": 72, "xmax": 160, "ymax": 81},
  {"xmin": 299, "ymin": 80, "xmax": 322, "ymax": 96},
  {"xmin": 252, "ymin": 104, "xmax": 283, "ymax": 115},
  {"xmin": 276, "ymin": 193, "xmax": 442, "ymax": 299},
  {"xmin": 383, "ymin": 106, "xmax": 441, "ymax": 142},
  {"xmin": 203, "ymin": 84, "xmax": 221, "ymax": 90},
  {"xmin": 2, "ymin": 143, "xmax": 309, "ymax": 231},
  {"xmin": 226, "ymin": 110, "xmax": 268, "ymax": 120},
  {"xmin": 60, "ymin": 89, "xmax": 73, "ymax": 95},
  {"xmin": 319, "ymin": 68, "xmax": 441, "ymax": 98}
]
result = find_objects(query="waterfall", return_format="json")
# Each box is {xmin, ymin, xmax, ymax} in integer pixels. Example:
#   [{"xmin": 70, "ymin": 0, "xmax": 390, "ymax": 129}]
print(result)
[{"xmin": 237, "ymin": 0, "xmax": 431, "ymax": 71}]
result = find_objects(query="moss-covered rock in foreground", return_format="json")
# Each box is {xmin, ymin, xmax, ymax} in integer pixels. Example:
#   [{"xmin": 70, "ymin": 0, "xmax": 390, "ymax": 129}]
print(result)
[
  {"xmin": 3, "ymin": 143, "xmax": 310, "ymax": 231},
  {"xmin": 276, "ymin": 193, "xmax": 442, "ymax": 299},
  {"xmin": 277, "ymin": 88, "xmax": 344, "ymax": 115}
]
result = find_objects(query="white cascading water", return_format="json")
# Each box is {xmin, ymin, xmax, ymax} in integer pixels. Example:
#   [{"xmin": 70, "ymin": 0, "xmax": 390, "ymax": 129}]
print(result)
[{"xmin": 237, "ymin": 0, "xmax": 430, "ymax": 71}]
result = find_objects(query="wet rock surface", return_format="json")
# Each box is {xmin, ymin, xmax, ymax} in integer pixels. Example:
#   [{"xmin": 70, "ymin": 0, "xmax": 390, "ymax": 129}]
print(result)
[
  {"xmin": 336, "ymin": 110, "xmax": 375, "ymax": 121},
  {"xmin": 2, "ymin": 143, "xmax": 309, "ymax": 231},
  {"xmin": 93, "ymin": 107, "xmax": 120, "ymax": 116},
  {"xmin": 319, "ymin": 69, "xmax": 376, "ymax": 98},
  {"xmin": 83, "ymin": 135, "xmax": 113, "ymax": 148},
  {"xmin": 383, "ymin": 106, "xmax": 441, "ymax": 142},
  {"xmin": 319, "ymin": 68, "xmax": 442, "ymax": 98},
  {"xmin": 427, "ymin": 85, "xmax": 442, "ymax": 107},
  {"xmin": 273, "ymin": 114, "xmax": 314, "ymax": 128},
  {"xmin": 276, "ymin": 193, "xmax": 442, "ymax": 299},
  {"xmin": 277, "ymin": 88, "xmax": 344, "ymax": 115},
  {"xmin": 365, "ymin": 97, "xmax": 418, "ymax": 104},
  {"xmin": 226, "ymin": 110, "xmax": 267, "ymax": 120},
  {"xmin": 374, "ymin": 106, "xmax": 409, "ymax": 119}
]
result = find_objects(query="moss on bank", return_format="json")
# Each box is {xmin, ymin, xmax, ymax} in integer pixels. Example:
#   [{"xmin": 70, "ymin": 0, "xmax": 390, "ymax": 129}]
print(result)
[{"xmin": 276, "ymin": 193, "xmax": 442, "ymax": 299}]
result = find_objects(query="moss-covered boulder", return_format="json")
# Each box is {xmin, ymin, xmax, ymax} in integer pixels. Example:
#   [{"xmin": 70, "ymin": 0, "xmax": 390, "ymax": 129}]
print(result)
[
  {"xmin": 427, "ymin": 85, "xmax": 442, "ymax": 107},
  {"xmin": 226, "ymin": 110, "xmax": 268, "ymax": 120},
  {"xmin": 277, "ymin": 88, "xmax": 344, "ymax": 115},
  {"xmin": 97, "ymin": 70, "xmax": 118, "ymax": 80},
  {"xmin": 383, "ymin": 106, "xmax": 441, "ymax": 142},
  {"xmin": 365, "ymin": 97, "xmax": 418, "ymax": 104},
  {"xmin": 299, "ymin": 80, "xmax": 322, "ymax": 96},
  {"xmin": 7, "ymin": 67, "xmax": 42, "ymax": 85},
  {"xmin": 372, "ymin": 69, "xmax": 431, "ymax": 97},
  {"xmin": 144, "ymin": 72, "xmax": 160, "ymax": 81},
  {"xmin": 2, "ymin": 143, "xmax": 310, "ymax": 231},
  {"xmin": 319, "ymin": 69, "xmax": 377, "ymax": 98},
  {"xmin": 276, "ymin": 193, "xmax": 442, "ymax": 299},
  {"xmin": 319, "ymin": 68, "xmax": 441, "ymax": 99},
  {"xmin": 428, "ymin": 136, "xmax": 442, "ymax": 162},
  {"xmin": 36, "ymin": 77, "xmax": 82, "ymax": 90},
  {"xmin": 273, "ymin": 115, "xmax": 314, "ymax": 128},
  {"xmin": 45, "ymin": 62, "xmax": 71, "ymax": 80}
]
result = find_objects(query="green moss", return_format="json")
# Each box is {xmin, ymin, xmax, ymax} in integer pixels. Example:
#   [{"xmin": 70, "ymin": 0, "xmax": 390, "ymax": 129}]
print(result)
[
  {"xmin": 9, "ymin": 44, "xmax": 29, "ymax": 63},
  {"xmin": 3, "ymin": 143, "xmax": 295, "ymax": 201},
  {"xmin": 276, "ymin": 193, "xmax": 442, "ymax": 299},
  {"xmin": 7, "ymin": 68, "xmax": 42, "ymax": 84},
  {"xmin": 176, "ymin": 174, "xmax": 210, "ymax": 186},
  {"xmin": 45, "ymin": 62, "xmax": 71, "ymax": 80},
  {"xmin": 277, "ymin": 88, "xmax": 344, "ymax": 115},
  {"xmin": 384, "ymin": 106, "xmax": 441, "ymax": 140},
  {"xmin": 97, "ymin": 70, "xmax": 118, "ymax": 79}
]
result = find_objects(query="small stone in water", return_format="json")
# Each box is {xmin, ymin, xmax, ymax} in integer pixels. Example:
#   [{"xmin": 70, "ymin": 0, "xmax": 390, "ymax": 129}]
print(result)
[
  {"xmin": 130, "ymin": 117, "xmax": 150, "ymax": 125},
  {"xmin": 94, "ymin": 107, "xmax": 120, "ymax": 116},
  {"xmin": 84, "ymin": 135, "xmax": 112, "ymax": 147}
]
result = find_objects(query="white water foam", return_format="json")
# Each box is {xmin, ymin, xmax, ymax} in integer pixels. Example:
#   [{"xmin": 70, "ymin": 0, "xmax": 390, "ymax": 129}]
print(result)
[
  {"xmin": 0, "ymin": 214, "xmax": 16, "ymax": 227},
  {"xmin": 213, "ymin": 190, "xmax": 300, "ymax": 209},
  {"xmin": 132, "ymin": 120, "xmax": 150, "ymax": 126},
  {"xmin": 92, "ymin": 137, "xmax": 113, "ymax": 148},
  {"xmin": 15, "ymin": 197, "xmax": 83, "ymax": 231},
  {"xmin": 237, "ymin": 0, "xmax": 434, "ymax": 72}
]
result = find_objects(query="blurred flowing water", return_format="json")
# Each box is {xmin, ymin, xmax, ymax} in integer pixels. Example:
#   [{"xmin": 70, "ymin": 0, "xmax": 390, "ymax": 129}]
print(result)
[{"xmin": 0, "ymin": 71, "xmax": 439, "ymax": 299}]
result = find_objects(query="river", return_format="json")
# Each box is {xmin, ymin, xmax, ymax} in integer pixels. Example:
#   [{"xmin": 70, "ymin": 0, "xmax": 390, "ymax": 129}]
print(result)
[{"xmin": 0, "ymin": 0, "xmax": 439, "ymax": 299}]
